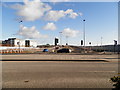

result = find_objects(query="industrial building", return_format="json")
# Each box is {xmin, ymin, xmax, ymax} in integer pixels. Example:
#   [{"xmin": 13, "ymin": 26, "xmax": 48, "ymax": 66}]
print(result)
[{"xmin": 2, "ymin": 38, "xmax": 37, "ymax": 47}]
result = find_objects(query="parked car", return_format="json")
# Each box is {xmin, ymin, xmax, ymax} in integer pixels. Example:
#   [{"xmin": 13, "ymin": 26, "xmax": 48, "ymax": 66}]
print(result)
[
  {"xmin": 43, "ymin": 49, "xmax": 49, "ymax": 52},
  {"xmin": 57, "ymin": 48, "xmax": 70, "ymax": 53}
]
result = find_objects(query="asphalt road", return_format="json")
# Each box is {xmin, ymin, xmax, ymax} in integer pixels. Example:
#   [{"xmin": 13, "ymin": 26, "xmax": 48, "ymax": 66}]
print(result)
[{"xmin": 1, "ymin": 55, "xmax": 118, "ymax": 88}]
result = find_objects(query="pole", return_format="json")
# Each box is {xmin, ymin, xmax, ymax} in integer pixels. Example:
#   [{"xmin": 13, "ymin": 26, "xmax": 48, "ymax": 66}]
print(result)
[
  {"xmin": 10, "ymin": 39, "xmax": 12, "ymax": 47},
  {"xmin": 59, "ymin": 32, "xmax": 62, "ymax": 46},
  {"xmin": 101, "ymin": 37, "xmax": 103, "ymax": 52},
  {"xmin": 66, "ymin": 36, "xmax": 68, "ymax": 45},
  {"xmin": 83, "ymin": 19, "xmax": 86, "ymax": 53},
  {"xmin": 19, "ymin": 20, "xmax": 23, "ymax": 53},
  {"xmin": 101, "ymin": 37, "xmax": 103, "ymax": 46},
  {"xmin": 83, "ymin": 20, "xmax": 85, "ymax": 47}
]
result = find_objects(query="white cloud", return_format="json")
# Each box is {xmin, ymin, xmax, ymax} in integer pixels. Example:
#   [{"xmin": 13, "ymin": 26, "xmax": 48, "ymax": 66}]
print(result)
[
  {"xmin": 42, "ymin": 22, "xmax": 57, "ymax": 30},
  {"xmin": 18, "ymin": 25, "xmax": 48, "ymax": 39},
  {"xmin": 10, "ymin": 0, "xmax": 82, "ymax": 21},
  {"xmin": 11, "ymin": 0, "xmax": 51, "ymax": 21},
  {"xmin": 44, "ymin": 10, "xmax": 66, "ymax": 21},
  {"xmin": 62, "ymin": 28, "xmax": 79, "ymax": 37},
  {"xmin": 69, "ymin": 12, "xmax": 78, "ymax": 19},
  {"xmin": 65, "ymin": 9, "xmax": 78, "ymax": 19},
  {"xmin": 44, "ymin": 9, "xmax": 79, "ymax": 21},
  {"xmin": 65, "ymin": 9, "xmax": 73, "ymax": 14}
]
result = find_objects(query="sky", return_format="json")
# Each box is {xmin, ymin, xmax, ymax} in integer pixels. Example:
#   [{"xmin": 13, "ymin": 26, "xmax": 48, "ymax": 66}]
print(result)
[{"xmin": 1, "ymin": 0, "xmax": 118, "ymax": 46}]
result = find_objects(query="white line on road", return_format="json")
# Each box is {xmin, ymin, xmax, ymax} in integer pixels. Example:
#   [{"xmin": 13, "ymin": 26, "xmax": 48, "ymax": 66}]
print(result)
[{"xmin": 79, "ymin": 71, "xmax": 116, "ymax": 73}]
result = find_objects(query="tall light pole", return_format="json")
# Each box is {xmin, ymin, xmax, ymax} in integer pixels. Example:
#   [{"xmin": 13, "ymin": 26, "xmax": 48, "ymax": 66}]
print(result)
[
  {"xmin": 83, "ymin": 19, "xmax": 86, "ymax": 47},
  {"xmin": 59, "ymin": 32, "xmax": 62, "ymax": 46},
  {"xmin": 101, "ymin": 37, "xmax": 103, "ymax": 46},
  {"xmin": 18, "ymin": 20, "xmax": 23, "ymax": 53},
  {"xmin": 66, "ymin": 36, "xmax": 68, "ymax": 45}
]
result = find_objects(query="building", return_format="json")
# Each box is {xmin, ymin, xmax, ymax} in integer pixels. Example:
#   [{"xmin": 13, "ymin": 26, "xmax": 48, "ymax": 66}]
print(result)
[{"xmin": 2, "ymin": 38, "xmax": 37, "ymax": 47}]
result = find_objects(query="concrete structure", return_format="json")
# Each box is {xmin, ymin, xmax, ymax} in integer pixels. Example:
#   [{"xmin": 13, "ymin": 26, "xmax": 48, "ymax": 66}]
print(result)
[
  {"xmin": 90, "ymin": 45, "xmax": 120, "ymax": 53},
  {"xmin": 2, "ymin": 38, "xmax": 37, "ymax": 47}
]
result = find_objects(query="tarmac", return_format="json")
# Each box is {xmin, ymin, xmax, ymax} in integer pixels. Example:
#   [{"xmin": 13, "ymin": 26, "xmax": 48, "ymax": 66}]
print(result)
[
  {"xmin": 2, "ymin": 60, "xmax": 118, "ymax": 88},
  {"xmin": 1, "ymin": 54, "xmax": 119, "ymax": 88}
]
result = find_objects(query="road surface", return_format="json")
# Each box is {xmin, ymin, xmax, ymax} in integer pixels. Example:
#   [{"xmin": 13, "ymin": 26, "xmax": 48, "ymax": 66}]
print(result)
[{"xmin": 1, "ymin": 54, "xmax": 118, "ymax": 88}]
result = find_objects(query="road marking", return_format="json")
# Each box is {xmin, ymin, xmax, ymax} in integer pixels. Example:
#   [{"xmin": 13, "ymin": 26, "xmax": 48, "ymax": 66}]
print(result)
[{"xmin": 79, "ymin": 71, "xmax": 116, "ymax": 73}]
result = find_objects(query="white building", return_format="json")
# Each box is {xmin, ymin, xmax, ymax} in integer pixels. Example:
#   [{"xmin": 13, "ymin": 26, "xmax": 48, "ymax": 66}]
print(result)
[{"xmin": 2, "ymin": 38, "xmax": 37, "ymax": 47}]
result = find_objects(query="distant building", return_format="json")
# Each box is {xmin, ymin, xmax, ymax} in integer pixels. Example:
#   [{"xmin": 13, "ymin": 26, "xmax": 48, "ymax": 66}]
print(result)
[{"xmin": 2, "ymin": 38, "xmax": 37, "ymax": 47}]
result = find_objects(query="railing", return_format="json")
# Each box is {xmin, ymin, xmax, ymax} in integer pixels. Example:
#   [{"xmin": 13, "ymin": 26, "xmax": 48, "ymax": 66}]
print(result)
[{"xmin": 0, "ymin": 47, "xmax": 38, "ymax": 54}]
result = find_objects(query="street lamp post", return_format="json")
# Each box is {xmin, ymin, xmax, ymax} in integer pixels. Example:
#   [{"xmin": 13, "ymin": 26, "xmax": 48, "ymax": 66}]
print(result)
[
  {"xmin": 101, "ymin": 37, "xmax": 103, "ymax": 52},
  {"xmin": 101, "ymin": 37, "xmax": 103, "ymax": 46},
  {"xmin": 83, "ymin": 20, "xmax": 85, "ymax": 47},
  {"xmin": 59, "ymin": 32, "xmax": 62, "ymax": 46},
  {"xmin": 18, "ymin": 20, "xmax": 23, "ymax": 53},
  {"xmin": 83, "ymin": 19, "xmax": 86, "ymax": 52},
  {"xmin": 66, "ymin": 36, "xmax": 68, "ymax": 45}
]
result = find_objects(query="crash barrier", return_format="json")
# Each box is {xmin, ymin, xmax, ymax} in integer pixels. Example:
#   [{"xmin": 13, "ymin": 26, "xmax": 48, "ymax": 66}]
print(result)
[
  {"xmin": 0, "ymin": 48, "xmax": 38, "ymax": 54},
  {"xmin": 0, "ymin": 49, "xmax": 25, "ymax": 54}
]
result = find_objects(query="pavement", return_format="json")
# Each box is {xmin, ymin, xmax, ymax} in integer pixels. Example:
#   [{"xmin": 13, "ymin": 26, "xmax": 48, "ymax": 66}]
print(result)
[{"xmin": 1, "ymin": 54, "xmax": 119, "ymax": 88}]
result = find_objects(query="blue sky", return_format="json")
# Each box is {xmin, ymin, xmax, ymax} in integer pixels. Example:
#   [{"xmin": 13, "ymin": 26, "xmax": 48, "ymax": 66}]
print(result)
[{"xmin": 1, "ymin": 1, "xmax": 118, "ymax": 46}]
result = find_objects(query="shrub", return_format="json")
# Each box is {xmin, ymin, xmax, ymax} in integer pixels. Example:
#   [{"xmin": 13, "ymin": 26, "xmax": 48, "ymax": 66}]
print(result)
[{"xmin": 110, "ymin": 76, "xmax": 120, "ymax": 89}]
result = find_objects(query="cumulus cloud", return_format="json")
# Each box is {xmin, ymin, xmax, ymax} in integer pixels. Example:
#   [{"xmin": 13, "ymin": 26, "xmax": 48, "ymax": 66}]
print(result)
[
  {"xmin": 44, "ymin": 9, "xmax": 79, "ymax": 21},
  {"xmin": 62, "ymin": 28, "xmax": 79, "ymax": 37},
  {"xmin": 65, "ymin": 9, "xmax": 78, "ymax": 19},
  {"xmin": 44, "ymin": 10, "xmax": 66, "ymax": 21},
  {"xmin": 65, "ymin": 9, "xmax": 73, "ymax": 14},
  {"xmin": 69, "ymin": 12, "xmax": 78, "ymax": 19},
  {"xmin": 10, "ymin": 0, "xmax": 82, "ymax": 21},
  {"xmin": 11, "ymin": 0, "xmax": 51, "ymax": 21},
  {"xmin": 18, "ymin": 25, "xmax": 48, "ymax": 39},
  {"xmin": 42, "ymin": 22, "xmax": 57, "ymax": 30}
]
